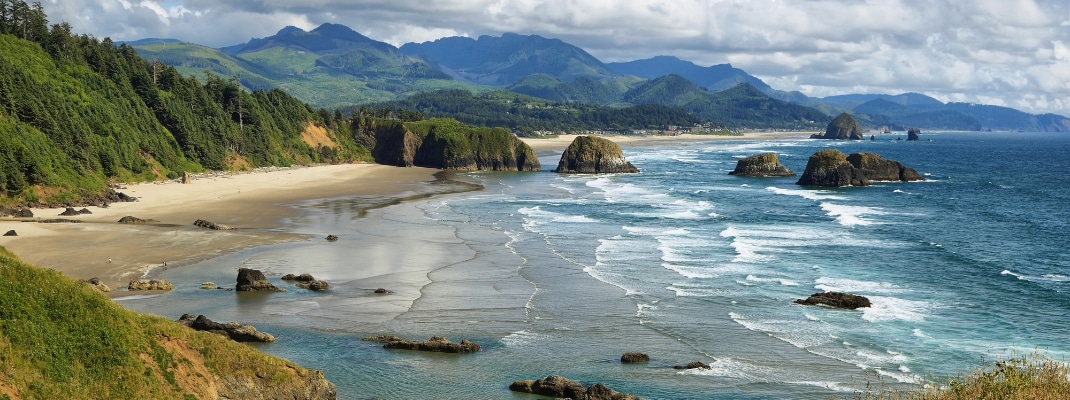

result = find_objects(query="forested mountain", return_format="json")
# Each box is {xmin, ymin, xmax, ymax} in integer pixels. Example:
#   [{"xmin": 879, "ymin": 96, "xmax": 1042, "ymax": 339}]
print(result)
[
  {"xmin": 0, "ymin": 11, "xmax": 374, "ymax": 205},
  {"xmin": 505, "ymin": 74, "xmax": 635, "ymax": 105},
  {"xmin": 400, "ymin": 33, "xmax": 617, "ymax": 85},
  {"xmin": 367, "ymin": 89, "xmax": 711, "ymax": 135},
  {"xmin": 607, "ymin": 56, "xmax": 772, "ymax": 92},
  {"xmin": 837, "ymin": 93, "xmax": 1070, "ymax": 131}
]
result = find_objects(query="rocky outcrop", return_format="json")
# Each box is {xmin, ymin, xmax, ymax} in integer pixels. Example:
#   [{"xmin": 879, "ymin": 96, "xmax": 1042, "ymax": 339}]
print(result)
[
  {"xmin": 554, "ymin": 136, "xmax": 639, "ymax": 173},
  {"xmin": 729, "ymin": 153, "xmax": 795, "ymax": 177},
  {"xmin": 80, "ymin": 277, "xmax": 112, "ymax": 292},
  {"xmin": 11, "ymin": 208, "xmax": 33, "ymax": 218},
  {"xmin": 194, "ymin": 219, "xmax": 232, "ymax": 230},
  {"xmin": 177, "ymin": 314, "xmax": 276, "ymax": 342},
  {"xmin": 127, "ymin": 279, "xmax": 175, "ymax": 291},
  {"xmin": 621, "ymin": 352, "xmax": 650, "ymax": 363},
  {"xmin": 118, "ymin": 216, "xmax": 158, "ymax": 224},
  {"xmin": 796, "ymin": 149, "xmax": 923, "ymax": 187},
  {"xmin": 59, "ymin": 207, "xmax": 92, "ymax": 216},
  {"xmin": 282, "ymin": 273, "xmax": 316, "ymax": 282},
  {"xmin": 364, "ymin": 335, "xmax": 481, "ymax": 353},
  {"xmin": 38, "ymin": 218, "xmax": 82, "ymax": 223},
  {"xmin": 794, "ymin": 292, "xmax": 872, "ymax": 310},
  {"xmin": 811, "ymin": 113, "xmax": 864, "ymax": 140},
  {"xmin": 374, "ymin": 288, "xmax": 389, "ymax": 294},
  {"xmin": 325, "ymin": 234, "xmax": 339, "ymax": 241},
  {"xmin": 235, "ymin": 268, "xmax": 284, "ymax": 292},
  {"xmin": 356, "ymin": 119, "xmax": 541, "ymax": 171},
  {"xmin": 297, "ymin": 280, "xmax": 330, "ymax": 291},
  {"xmin": 3, "ymin": 230, "xmax": 16, "ymax": 236},
  {"xmin": 673, "ymin": 361, "xmax": 711, "ymax": 370},
  {"xmin": 907, "ymin": 127, "xmax": 921, "ymax": 141},
  {"xmin": 509, "ymin": 375, "xmax": 644, "ymax": 400}
]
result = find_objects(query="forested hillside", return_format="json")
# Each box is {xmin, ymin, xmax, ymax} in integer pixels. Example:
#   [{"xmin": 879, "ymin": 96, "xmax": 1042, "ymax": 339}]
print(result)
[{"xmin": 0, "ymin": 0, "xmax": 369, "ymax": 205}]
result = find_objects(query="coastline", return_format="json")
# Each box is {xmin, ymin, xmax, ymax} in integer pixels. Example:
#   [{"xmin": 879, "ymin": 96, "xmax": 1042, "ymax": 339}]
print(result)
[{"xmin": 0, "ymin": 132, "xmax": 805, "ymax": 294}]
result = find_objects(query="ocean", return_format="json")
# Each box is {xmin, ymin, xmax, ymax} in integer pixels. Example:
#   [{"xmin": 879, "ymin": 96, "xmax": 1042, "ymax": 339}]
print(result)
[{"xmin": 119, "ymin": 131, "xmax": 1070, "ymax": 399}]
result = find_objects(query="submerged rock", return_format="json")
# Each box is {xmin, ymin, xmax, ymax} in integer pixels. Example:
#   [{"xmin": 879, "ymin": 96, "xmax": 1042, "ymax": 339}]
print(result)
[
  {"xmin": 118, "ymin": 216, "xmax": 158, "ymax": 224},
  {"xmin": 796, "ymin": 149, "xmax": 923, "ymax": 187},
  {"xmin": 378, "ymin": 336, "xmax": 481, "ymax": 353},
  {"xmin": 729, "ymin": 153, "xmax": 795, "ymax": 177},
  {"xmin": 554, "ymin": 136, "xmax": 639, "ymax": 174},
  {"xmin": 621, "ymin": 352, "xmax": 650, "ymax": 363},
  {"xmin": 509, "ymin": 375, "xmax": 644, "ymax": 400},
  {"xmin": 673, "ymin": 361, "xmax": 711, "ymax": 370},
  {"xmin": 236, "ymin": 268, "xmax": 284, "ymax": 292},
  {"xmin": 177, "ymin": 314, "xmax": 275, "ymax": 342},
  {"xmin": 193, "ymin": 219, "xmax": 232, "ymax": 230},
  {"xmin": 811, "ymin": 113, "xmax": 864, "ymax": 140},
  {"xmin": 296, "ymin": 280, "xmax": 330, "ymax": 291},
  {"xmin": 282, "ymin": 273, "xmax": 316, "ymax": 282},
  {"xmin": 794, "ymin": 291, "xmax": 872, "ymax": 310}
]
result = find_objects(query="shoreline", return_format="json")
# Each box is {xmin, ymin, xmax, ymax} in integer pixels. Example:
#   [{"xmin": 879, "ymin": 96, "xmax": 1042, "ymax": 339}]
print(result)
[{"xmin": 0, "ymin": 132, "xmax": 803, "ymax": 294}]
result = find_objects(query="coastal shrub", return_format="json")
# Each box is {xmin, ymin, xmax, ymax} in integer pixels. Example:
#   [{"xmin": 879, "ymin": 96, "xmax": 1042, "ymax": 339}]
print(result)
[{"xmin": 850, "ymin": 353, "xmax": 1070, "ymax": 400}]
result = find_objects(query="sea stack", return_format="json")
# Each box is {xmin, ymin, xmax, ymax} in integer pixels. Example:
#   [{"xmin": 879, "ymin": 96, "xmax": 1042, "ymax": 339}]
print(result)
[
  {"xmin": 554, "ymin": 136, "xmax": 639, "ymax": 173},
  {"xmin": 811, "ymin": 113, "xmax": 864, "ymax": 140},
  {"xmin": 729, "ymin": 153, "xmax": 795, "ymax": 177},
  {"xmin": 796, "ymin": 149, "xmax": 924, "ymax": 187},
  {"xmin": 907, "ymin": 127, "xmax": 921, "ymax": 141}
]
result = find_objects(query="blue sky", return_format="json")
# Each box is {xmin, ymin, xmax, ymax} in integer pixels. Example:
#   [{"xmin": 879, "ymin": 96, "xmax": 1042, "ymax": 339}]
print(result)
[{"xmin": 41, "ymin": 0, "xmax": 1070, "ymax": 116}]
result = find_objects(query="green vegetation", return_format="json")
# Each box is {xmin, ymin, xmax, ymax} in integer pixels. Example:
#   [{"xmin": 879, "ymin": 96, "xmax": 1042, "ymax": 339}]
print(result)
[
  {"xmin": 0, "ymin": 247, "xmax": 327, "ymax": 399},
  {"xmin": 0, "ymin": 0, "xmax": 371, "ymax": 205},
  {"xmin": 850, "ymin": 353, "xmax": 1070, "ymax": 400},
  {"xmin": 367, "ymin": 89, "xmax": 711, "ymax": 136}
]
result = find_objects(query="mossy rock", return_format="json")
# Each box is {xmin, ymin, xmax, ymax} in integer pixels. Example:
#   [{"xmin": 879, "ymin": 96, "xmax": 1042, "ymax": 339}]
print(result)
[
  {"xmin": 797, "ymin": 149, "xmax": 924, "ymax": 186},
  {"xmin": 729, "ymin": 153, "xmax": 795, "ymax": 177},
  {"xmin": 554, "ymin": 136, "xmax": 639, "ymax": 174}
]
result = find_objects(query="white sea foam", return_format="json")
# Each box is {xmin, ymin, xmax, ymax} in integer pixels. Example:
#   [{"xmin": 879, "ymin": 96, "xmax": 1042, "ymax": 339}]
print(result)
[
  {"xmin": 861, "ymin": 296, "xmax": 930, "ymax": 322},
  {"xmin": 766, "ymin": 186, "xmax": 848, "ymax": 201},
  {"xmin": 789, "ymin": 381, "xmax": 856, "ymax": 393},
  {"xmin": 745, "ymin": 275, "xmax": 801, "ymax": 286},
  {"xmin": 913, "ymin": 329, "xmax": 930, "ymax": 338},
  {"xmin": 1001, "ymin": 269, "xmax": 1027, "ymax": 280},
  {"xmin": 815, "ymin": 277, "xmax": 907, "ymax": 294},
  {"xmin": 501, "ymin": 330, "xmax": 539, "ymax": 347},
  {"xmin": 662, "ymin": 263, "xmax": 716, "ymax": 279},
  {"xmin": 729, "ymin": 312, "xmax": 831, "ymax": 349},
  {"xmin": 820, "ymin": 202, "xmax": 887, "ymax": 227}
]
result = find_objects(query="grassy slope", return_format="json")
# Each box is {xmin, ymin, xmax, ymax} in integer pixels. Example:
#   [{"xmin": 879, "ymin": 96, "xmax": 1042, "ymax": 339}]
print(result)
[{"xmin": 0, "ymin": 247, "xmax": 328, "ymax": 400}]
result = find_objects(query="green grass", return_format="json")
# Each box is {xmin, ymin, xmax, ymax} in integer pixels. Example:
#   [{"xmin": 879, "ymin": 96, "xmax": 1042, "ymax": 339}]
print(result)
[
  {"xmin": 0, "ymin": 247, "xmax": 324, "ymax": 399},
  {"xmin": 849, "ymin": 353, "xmax": 1070, "ymax": 400}
]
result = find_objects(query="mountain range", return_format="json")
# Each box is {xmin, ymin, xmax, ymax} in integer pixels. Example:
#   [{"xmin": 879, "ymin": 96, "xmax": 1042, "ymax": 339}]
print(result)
[{"xmin": 129, "ymin": 23, "xmax": 1070, "ymax": 132}]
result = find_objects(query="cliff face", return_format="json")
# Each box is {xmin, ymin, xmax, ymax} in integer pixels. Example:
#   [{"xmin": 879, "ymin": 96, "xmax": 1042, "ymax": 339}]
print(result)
[
  {"xmin": 812, "ymin": 113, "xmax": 864, "ymax": 140},
  {"xmin": 796, "ymin": 149, "xmax": 923, "ymax": 187},
  {"xmin": 729, "ymin": 153, "xmax": 795, "ymax": 177},
  {"xmin": 554, "ymin": 136, "xmax": 639, "ymax": 173},
  {"xmin": 356, "ymin": 119, "xmax": 540, "ymax": 171}
]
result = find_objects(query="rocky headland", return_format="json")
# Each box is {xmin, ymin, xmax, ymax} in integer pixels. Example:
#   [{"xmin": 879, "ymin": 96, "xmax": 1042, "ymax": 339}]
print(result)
[
  {"xmin": 355, "ymin": 118, "xmax": 541, "ymax": 171},
  {"xmin": 796, "ymin": 149, "xmax": 924, "ymax": 187},
  {"xmin": 554, "ymin": 135, "xmax": 640, "ymax": 173},
  {"xmin": 729, "ymin": 152, "xmax": 795, "ymax": 177}
]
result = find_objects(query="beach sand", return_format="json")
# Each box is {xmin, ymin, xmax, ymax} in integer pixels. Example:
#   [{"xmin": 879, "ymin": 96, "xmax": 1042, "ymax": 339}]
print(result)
[
  {"xmin": 0, "ymin": 163, "xmax": 441, "ymax": 292},
  {"xmin": 1, "ymin": 132, "xmax": 808, "ymax": 295}
]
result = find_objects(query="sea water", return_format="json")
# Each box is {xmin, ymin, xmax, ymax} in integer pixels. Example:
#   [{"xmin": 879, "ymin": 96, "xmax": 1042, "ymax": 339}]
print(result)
[{"xmin": 120, "ymin": 131, "xmax": 1070, "ymax": 399}]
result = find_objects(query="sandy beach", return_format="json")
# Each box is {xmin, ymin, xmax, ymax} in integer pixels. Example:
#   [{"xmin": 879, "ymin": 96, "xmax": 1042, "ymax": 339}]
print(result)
[
  {"xmin": 0, "ymin": 163, "xmax": 442, "ymax": 291},
  {"xmin": 0, "ymin": 132, "xmax": 808, "ymax": 294}
]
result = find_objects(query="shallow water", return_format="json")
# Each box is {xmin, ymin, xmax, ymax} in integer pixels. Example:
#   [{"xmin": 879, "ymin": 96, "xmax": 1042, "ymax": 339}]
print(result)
[{"xmin": 121, "ymin": 131, "xmax": 1070, "ymax": 399}]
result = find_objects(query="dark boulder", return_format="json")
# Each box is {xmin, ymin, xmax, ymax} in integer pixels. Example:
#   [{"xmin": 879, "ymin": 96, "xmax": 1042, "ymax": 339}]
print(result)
[
  {"xmin": 907, "ymin": 127, "xmax": 921, "ymax": 141},
  {"xmin": 509, "ymin": 375, "xmax": 645, "ymax": 400},
  {"xmin": 374, "ymin": 288, "xmax": 389, "ymax": 294},
  {"xmin": 729, "ymin": 153, "xmax": 795, "ymax": 177},
  {"xmin": 3, "ymin": 230, "xmax": 16, "ymax": 236},
  {"xmin": 621, "ymin": 352, "xmax": 650, "ymax": 363},
  {"xmin": 235, "ymin": 268, "xmax": 284, "ymax": 292},
  {"xmin": 554, "ymin": 136, "xmax": 639, "ymax": 174},
  {"xmin": 118, "ymin": 216, "xmax": 158, "ymax": 224},
  {"xmin": 796, "ymin": 149, "xmax": 923, "ymax": 187},
  {"xmin": 12, "ymin": 208, "xmax": 32, "ymax": 218},
  {"xmin": 794, "ymin": 291, "xmax": 872, "ymax": 310},
  {"xmin": 673, "ymin": 361, "xmax": 711, "ymax": 370},
  {"xmin": 297, "ymin": 280, "xmax": 330, "ymax": 291},
  {"xmin": 177, "ymin": 314, "xmax": 275, "ymax": 342},
  {"xmin": 282, "ymin": 273, "xmax": 316, "ymax": 282},
  {"xmin": 378, "ymin": 336, "xmax": 481, "ymax": 353},
  {"xmin": 325, "ymin": 234, "xmax": 339, "ymax": 241},
  {"xmin": 59, "ymin": 207, "xmax": 79, "ymax": 216},
  {"xmin": 811, "ymin": 113, "xmax": 865, "ymax": 140},
  {"xmin": 194, "ymin": 219, "xmax": 232, "ymax": 230}
]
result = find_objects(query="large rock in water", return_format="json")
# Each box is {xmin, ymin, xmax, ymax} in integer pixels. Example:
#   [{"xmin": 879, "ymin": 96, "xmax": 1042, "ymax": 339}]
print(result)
[
  {"xmin": 795, "ymin": 292, "xmax": 872, "ymax": 310},
  {"xmin": 907, "ymin": 127, "xmax": 921, "ymax": 141},
  {"xmin": 508, "ymin": 375, "xmax": 644, "ymax": 400},
  {"xmin": 729, "ymin": 153, "xmax": 795, "ymax": 177},
  {"xmin": 378, "ymin": 336, "xmax": 481, "ymax": 353},
  {"xmin": 235, "ymin": 268, "xmax": 284, "ymax": 292},
  {"xmin": 554, "ymin": 136, "xmax": 639, "ymax": 173},
  {"xmin": 811, "ymin": 113, "xmax": 864, "ymax": 140},
  {"xmin": 796, "ymin": 149, "xmax": 923, "ymax": 187}
]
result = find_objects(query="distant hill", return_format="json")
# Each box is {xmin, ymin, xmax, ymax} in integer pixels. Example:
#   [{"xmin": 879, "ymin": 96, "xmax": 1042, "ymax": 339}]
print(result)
[
  {"xmin": 505, "ymin": 74, "xmax": 629, "ymax": 105},
  {"xmin": 400, "ymin": 33, "xmax": 616, "ymax": 85},
  {"xmin": 607, "ymin": 56, "xmax": 771, "ymax": 92}
]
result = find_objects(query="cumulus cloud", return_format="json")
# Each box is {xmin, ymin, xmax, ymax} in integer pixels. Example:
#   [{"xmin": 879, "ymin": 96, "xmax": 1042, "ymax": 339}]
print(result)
[{"xmin": 39, "ymin": 0, "xmax": 1070, "ymax": 116}]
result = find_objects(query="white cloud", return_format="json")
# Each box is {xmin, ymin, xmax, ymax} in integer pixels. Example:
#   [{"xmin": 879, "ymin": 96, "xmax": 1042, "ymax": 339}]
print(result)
[{"xmin": 38, "ymin": 0, "xmax": 1070, "ymax": 116}]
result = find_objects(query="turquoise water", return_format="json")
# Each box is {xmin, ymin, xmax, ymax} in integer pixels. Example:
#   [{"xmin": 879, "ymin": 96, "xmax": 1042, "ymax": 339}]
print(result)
[{"xmin": 121, "ymin": 132, "xmax": 1070, "ymax": 399}]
